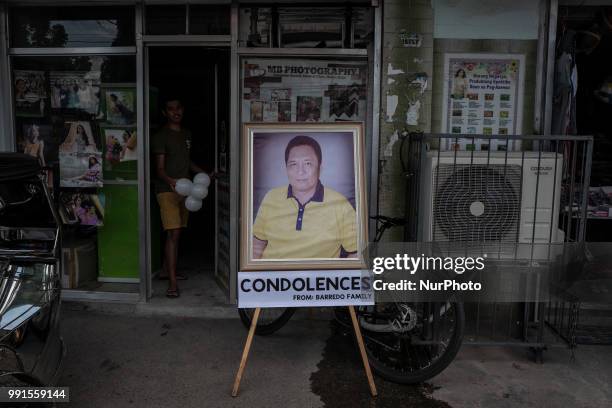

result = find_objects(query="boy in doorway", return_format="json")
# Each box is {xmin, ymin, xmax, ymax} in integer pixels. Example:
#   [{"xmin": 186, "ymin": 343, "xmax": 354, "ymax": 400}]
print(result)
[{"xmin": 152, "ymin": 96, "xmax": 214, "ymax": 298}]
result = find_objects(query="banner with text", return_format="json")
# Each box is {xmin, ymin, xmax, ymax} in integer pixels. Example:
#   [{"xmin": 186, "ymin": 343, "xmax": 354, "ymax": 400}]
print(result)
[
  {"xmin": 238, "ymin": 270, "xmax": 374, "ymax": 308},
  {"xmin": 442, "ymin": 53, "xmax": 525, "ymax": 151}
]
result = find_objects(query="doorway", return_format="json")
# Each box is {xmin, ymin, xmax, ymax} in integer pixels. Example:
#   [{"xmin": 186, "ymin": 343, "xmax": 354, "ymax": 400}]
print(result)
[{"xmin": 146, "ymin": 46, "xmax": 230, "ymax": 302}]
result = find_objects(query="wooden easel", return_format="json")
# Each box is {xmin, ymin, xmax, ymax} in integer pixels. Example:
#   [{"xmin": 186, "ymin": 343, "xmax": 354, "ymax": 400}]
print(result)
[{"xmin": 231, "ymin": 306, "xmax": 378, "ymax": 397}]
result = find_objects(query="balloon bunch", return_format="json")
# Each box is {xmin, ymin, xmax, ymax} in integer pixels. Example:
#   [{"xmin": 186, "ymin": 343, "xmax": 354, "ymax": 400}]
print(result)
[{"xmin": 175, "ymin": 173, "xmax": 211, "ymax": 212}]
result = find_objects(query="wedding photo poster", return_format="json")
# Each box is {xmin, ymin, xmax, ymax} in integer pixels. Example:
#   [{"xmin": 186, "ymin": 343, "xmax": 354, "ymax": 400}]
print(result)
[{"xmin": 14, "ymin": 70, "xmax": 47, "ymax": 117}]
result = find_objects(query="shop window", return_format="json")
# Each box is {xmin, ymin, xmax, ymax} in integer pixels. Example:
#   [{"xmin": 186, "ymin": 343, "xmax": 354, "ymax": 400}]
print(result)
[
  {"xmin": 239, "ymin": 6, "xmax": 373, "ymax": 49},
  {"xmin": 241, "ymin": 58, "xmax": 368, "ymax": 123},
  {"xmin": 239, "ymin": 7, "xmax": 273, "ymax": 47},
  {"xmin": 145, "ymin": 5, "xmax": 186, "ymax": 35},
  {"xmin": 352, "ymin": 7, "xmax": 374, "ymax": 49},
  {"xmin": 189, "ymin": 5, "xmax": 231, "ymax": 35},
  {"xmin": 11, "ymin": 55, "xmax": 139, "ymax": 291},
  {"xmin": 278, "ymin": 7, "xmax": 345, "ymax": 48},
  {"xmin": 9, "ymin": 6, "xmax": 135, "ymax": 48}
]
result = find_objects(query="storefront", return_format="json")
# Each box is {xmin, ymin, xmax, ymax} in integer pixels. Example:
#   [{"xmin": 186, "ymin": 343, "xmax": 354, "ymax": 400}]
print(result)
[
  {"xmin": 0, "ymin": 1, "xmax": 381, "ymax": 303},
  {"xmin": 3, "ymin": 1, "xmax": 594, "ymax": 306}
]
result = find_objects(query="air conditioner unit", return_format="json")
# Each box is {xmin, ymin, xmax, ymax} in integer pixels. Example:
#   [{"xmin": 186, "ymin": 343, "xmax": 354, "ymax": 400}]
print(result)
[{"xmin": 418, "ymin": 151, "xmax": 564, "ymax": 257}]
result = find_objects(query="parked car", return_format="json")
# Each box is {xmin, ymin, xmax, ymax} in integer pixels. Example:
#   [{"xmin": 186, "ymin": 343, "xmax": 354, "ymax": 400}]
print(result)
[{"xmin": 0, "ymin": 153, "xmax": 64, "ymax": 386}]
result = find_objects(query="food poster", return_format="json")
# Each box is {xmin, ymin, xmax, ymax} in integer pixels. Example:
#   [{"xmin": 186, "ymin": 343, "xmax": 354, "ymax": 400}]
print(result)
[
  {"xmin": 242, "ymin": 59, "xmax": 368, "ymax": 123},
  {"xmin": 442, "ymin": 54, "xmax": 525, "ymax": 152}
]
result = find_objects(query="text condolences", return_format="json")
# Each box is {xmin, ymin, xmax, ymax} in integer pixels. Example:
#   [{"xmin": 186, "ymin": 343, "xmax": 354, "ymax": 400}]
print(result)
[
  {"xmin": 237, "ymin": 271, "xmax": 374, "ymax": 308},
  {"xmin": 240, "ymin": 276, "xmax": 371, "ymax": 292}
]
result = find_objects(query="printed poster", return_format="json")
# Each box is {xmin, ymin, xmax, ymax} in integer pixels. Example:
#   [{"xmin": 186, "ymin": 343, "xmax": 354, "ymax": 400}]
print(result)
[
  {"xmin": 14, "ymin": 70, "xmax": 47, "ymax": 117},
  {"xmin": 104, "ymin": 128, "xmax": 137, "ymax": 164},
  {"xmin": 442, "ymin": 53, "xmax": 525, "ymax": 151},
  {"xmin": 242, "ymin": 59, "xmax": 367, "ymax": 122},
  {"xmin": 59, "ymin": 121, "xmax": 103, "ymax": 187},
  {"xmin": 59, "ymin": 192, "xmax": 105, "ymax": 226},
  {"xmin": 49, "ymin": 71, "xmax": 101, "ymax": 114}
]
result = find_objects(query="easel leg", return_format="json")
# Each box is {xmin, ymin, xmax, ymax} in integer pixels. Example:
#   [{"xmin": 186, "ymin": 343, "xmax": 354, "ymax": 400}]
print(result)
[
  {"xmin": 348, "ymin": 306, "xmax": 378, "ymax": 397},
  {"xmin": 232, "ymin": 307, "xmax": 260, "ymax": 397}
]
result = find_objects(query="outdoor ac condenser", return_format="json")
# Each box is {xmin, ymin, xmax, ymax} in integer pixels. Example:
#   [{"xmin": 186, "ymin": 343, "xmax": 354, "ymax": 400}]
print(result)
[{"xmin": 418, "ymin": 151, "xmax": 564, "ymax": 258}]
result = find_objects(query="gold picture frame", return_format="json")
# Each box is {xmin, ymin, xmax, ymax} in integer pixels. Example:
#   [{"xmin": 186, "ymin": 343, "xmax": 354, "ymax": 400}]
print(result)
[{"xmin": 241, "ymin": 122, "xmax": 368, "ymax": 271}]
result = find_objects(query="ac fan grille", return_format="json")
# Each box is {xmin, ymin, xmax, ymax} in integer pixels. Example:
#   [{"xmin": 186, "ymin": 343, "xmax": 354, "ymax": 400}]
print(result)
[{"xmin": 433, "ymin": 164, "xmax": 522, "ymax": 242}]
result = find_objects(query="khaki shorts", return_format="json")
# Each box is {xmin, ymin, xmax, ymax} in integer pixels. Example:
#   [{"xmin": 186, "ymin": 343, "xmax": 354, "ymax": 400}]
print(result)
[{"xmin": 157, "ymin": 192, "xmax": 189, "ymax": 230}]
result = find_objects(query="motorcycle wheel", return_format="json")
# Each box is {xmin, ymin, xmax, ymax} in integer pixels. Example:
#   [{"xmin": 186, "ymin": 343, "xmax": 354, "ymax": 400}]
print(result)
[
  {"xmin": 238, "ymin": 308, "xmax": 296, "ymax": 336},
  {"xmin": 362, "ymin": 301, "xmax": 465, "ymax": 384}
]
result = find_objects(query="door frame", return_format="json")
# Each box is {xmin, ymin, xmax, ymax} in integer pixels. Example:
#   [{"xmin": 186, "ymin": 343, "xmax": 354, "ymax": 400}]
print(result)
[{"xmin": 140, "ymin": 41, "xmax": 233, "ymax": 301}]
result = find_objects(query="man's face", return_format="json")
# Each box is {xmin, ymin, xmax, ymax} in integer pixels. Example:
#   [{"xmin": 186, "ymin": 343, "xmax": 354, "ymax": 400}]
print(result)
[
  {"xmin": 163, "ymin": 100, "xmax": 184, "ymax": 124},
  {"xmin": 286, "ymin": 145, "xmax": 320, "ymax": 193}
]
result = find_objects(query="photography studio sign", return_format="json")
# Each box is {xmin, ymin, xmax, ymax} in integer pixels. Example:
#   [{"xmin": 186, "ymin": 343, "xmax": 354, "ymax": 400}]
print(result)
[{"xmin": 242, "ymin": 59, "xmax": 368, "ymax": 123}]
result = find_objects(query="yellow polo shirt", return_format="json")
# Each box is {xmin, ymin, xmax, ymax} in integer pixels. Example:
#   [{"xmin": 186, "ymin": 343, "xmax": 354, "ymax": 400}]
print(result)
[{"xmin": 253, "ymin": 183, "xmax": 357, "ymax": 259}]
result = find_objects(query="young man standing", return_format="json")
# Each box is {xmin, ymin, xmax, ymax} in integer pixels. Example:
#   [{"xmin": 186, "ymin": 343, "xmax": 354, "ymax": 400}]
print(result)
[{"xmin": 151, "ymin": 97, "xmax": 210, "ymax": 298}]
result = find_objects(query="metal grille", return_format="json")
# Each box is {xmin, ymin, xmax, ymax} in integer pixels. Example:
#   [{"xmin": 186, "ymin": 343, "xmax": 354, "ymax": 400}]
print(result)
[{"xmin": 433, "ymin": 164, "xmax": 522, "ymax": 242}]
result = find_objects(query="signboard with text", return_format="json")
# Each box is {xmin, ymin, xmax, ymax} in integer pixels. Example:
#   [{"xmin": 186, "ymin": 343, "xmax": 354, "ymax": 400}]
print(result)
[
  {"xmin": 442, "ymin": 53, "xmax": 525, "ymax": 151},
  {"xmin": 238, "ymin": 270, "xmax": 374, "ymax": 308}
]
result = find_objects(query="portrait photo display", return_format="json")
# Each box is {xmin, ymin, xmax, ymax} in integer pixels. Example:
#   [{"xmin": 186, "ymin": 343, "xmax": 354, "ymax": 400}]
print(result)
[{"xmin": 241, "ymin": 123, "xmax": 368, "ymax": 271}]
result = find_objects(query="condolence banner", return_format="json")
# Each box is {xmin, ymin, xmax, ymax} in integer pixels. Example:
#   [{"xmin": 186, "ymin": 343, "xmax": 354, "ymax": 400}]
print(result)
[{"xmin": 238, "ymin": 270, "xmax": 374, "ymax": 308}]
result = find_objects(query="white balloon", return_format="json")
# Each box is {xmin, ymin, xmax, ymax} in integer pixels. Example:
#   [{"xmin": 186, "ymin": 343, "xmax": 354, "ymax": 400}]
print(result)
[
  {"xmin": 190, "ymin": 183, "xmax": 208, "ymax": 200},
  {"xmin": 175, "ymin": 178, "xmax": 193, "ymax": 196},
  {"xmin": 185, "ymin": 196, "xmax": 202, "ymax": 212},
  {"xmin": 193, "ymin": 172, "xmax": 211, "ymax": 187}
]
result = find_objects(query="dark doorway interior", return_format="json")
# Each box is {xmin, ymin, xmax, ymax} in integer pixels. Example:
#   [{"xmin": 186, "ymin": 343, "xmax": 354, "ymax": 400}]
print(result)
[{"xmin": 148, "ymin": 46, "xmax": 229, "ymax": 292}]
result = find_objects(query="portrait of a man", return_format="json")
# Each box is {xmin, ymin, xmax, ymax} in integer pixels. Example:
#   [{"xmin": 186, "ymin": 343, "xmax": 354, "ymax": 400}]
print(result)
[
  {"xmin": 242, "ymin": 123, "xmax": 367, "ymax": 270},
  {"xmin": 253, "ymin": 135, "xmax": 357, "ymax": 259}
]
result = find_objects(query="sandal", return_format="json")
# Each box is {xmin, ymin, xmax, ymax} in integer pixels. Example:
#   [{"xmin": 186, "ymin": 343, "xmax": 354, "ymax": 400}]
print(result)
[{"xmin": 166, "ymin": 288, "xmax": 180, "ymax": 298}]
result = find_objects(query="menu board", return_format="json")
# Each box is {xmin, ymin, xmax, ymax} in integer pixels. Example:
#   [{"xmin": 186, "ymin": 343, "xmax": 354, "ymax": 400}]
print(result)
[{"xmin": 441, "ymin": 53, "xmax": 524, "ymax": 151}]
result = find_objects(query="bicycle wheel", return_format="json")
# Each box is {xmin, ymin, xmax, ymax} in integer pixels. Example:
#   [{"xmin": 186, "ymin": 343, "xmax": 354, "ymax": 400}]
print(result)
[
  {"xmin": 361, "ymin": 300, "xmax": 465, "ymax": 384},
  {"xmin": 238, "ymin": 307, "xmax": 296, "ymax": 336}
]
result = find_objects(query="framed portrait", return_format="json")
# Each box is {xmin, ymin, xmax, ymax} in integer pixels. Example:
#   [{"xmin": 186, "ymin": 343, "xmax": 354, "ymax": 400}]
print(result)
[
  {"xmin": 103, "ymin": 127, "xmax": 137, "ymax": 163},
  {"xmin": 99, "ymin": 86, "xmax": 136, "ymax": 125},
  {"xmin": 241, "ymin": 122, "xmax": 368, "ymax": 271},
  {"xmin": 101, "ymin": 126, "xmax": 138, "ymax": 180},
  {"xmin": 49, "ymin": 71, "xmax": 101, "ymax": 113},
  {"xmin": 18, "ymin": 123, "xmax": 58, "ymax": 168},
  {"xmin": 14, "ymin": 70, "xmax": 47, "ymax": 117},
  {"xmin": 59, "ymin": 121, "xmax": 103, "ymax": 188},
  {"xmin": 58, "ymin": 192, "xmax": 105, "ymax": 226}
]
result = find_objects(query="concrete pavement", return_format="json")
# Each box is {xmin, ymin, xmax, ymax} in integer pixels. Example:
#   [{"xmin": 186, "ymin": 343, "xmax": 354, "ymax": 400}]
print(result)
[{"xmin": 58, "ymin": 307, "xmax": 612, "ymax": 408}]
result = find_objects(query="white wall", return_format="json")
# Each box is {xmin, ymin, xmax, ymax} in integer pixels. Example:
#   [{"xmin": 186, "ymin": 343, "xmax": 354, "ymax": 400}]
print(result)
[{"xmin": 434, "ymin": 0, "xmax": 540, "ymax": 40}]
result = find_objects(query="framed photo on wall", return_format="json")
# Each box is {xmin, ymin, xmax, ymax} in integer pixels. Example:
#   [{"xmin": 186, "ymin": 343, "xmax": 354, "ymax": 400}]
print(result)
[
  {"xmin": 14, "ymin": 70, "xmax": 47, "ymax": 117},
  {"xmin": 241, "ymin": 122, "xmax": 368, "ymax": 271},
  {"xmin": 98, "ymin": 85, "xmax": 136, "ymax": 125}
]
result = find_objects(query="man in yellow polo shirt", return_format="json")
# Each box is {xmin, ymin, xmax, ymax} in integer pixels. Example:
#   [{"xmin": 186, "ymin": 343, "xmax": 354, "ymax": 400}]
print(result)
[{"xmin": 253, "ymin": 135, "xmax": 357, "ymax": 259}]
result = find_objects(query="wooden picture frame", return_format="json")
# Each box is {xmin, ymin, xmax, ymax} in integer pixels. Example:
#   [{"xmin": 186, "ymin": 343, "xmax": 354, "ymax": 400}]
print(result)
[{"xmin": 241, "ymin": 122, "xmax": 368, "ymax": 271}]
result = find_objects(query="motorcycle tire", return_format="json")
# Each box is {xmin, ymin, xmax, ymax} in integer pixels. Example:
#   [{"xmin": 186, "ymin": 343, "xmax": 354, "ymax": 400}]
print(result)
[
  {"xmin": 238, "ymin": 307, "xmax": 296, "ymax": 336},
  {"xmin": 364, "ymin": 301, "xmax": 465, "ymax": 384}
]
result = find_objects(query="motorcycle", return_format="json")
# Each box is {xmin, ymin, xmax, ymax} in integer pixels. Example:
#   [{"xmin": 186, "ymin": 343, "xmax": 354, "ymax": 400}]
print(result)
[
  {"xmin": 0, "ymin": 153, "xmax": 64, "ymax": 387},
  {"xmin": 239, "ymin": 215, "xmax": 465, "ymax": 384}
]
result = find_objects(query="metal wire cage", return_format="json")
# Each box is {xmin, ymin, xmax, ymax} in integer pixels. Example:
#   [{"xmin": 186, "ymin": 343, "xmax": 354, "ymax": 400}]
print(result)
[{"xmin": 400, "ymin": 132, "xmax": 594, "ymax": 358}]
